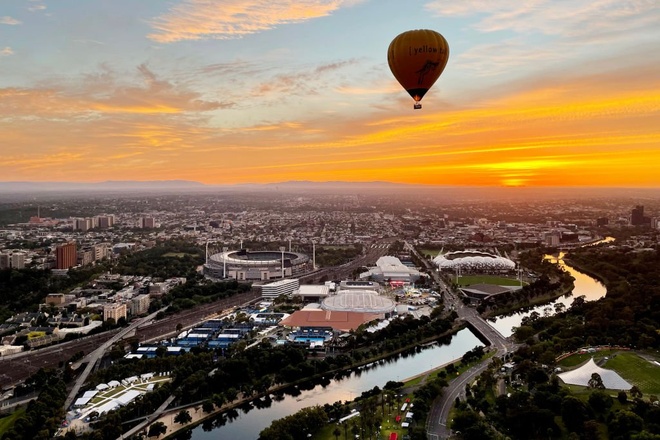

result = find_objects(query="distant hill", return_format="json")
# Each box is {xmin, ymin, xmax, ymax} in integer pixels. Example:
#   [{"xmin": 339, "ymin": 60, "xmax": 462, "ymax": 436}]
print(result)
[
  {"xmin": 0, "ymin": 180, "xmax": 657, "ymax": 201},
  {"xmin": 0, "ymin": 180, "xmax": 207, "ymax": 193}
]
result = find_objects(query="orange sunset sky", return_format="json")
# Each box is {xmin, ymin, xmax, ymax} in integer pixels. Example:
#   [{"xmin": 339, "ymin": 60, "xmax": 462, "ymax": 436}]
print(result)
[{"xmin": 1, "ymin": 1, "xmax": 659, "ymax": 187}]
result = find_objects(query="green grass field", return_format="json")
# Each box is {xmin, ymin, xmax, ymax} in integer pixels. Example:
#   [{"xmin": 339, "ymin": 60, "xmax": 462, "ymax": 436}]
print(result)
[
  {"xmin": 558, "ymin": 350, "xmax": 617, "ymax": 368},
  {"xmin": 559, "ymin": 351, "xmax": 660, "ymax": 395},
  {"xmin": 604, "ymin": 352, "xmax": 660, "ymax": 395},
  {"xmin": 162, "ymin": 252, "xmax": 195, "ymax": 258},
  {"xmin": 0, "ymin": 409, "xmax": 25, "ymax": 436},
  {"xmin": 456, "ymin": 275, "xmax": 523, "ymax": 287},
  {"xmin": 418, "ymin": 248, "xmax": 443, "ymax": 258}
]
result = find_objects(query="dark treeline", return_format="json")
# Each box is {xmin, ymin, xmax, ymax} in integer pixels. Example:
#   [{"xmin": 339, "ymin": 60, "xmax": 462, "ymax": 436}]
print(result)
[
  {"xmin": 113, "ymin": 241, "xmax": 204, "ymax": 279},
  {"xmin": 463, "ymin": 245, "xmax": 660, "ymax": 439},
  {"xmin": 516, "ymin": 246, "xmax": 660, "ymax": 359},
  {"xmin": 1, "ymin": 370, "xmax": 67, "ymax": 440},
  {"xmin": 64, "ymin": 308, "xmax": 458, "ymax": 439},
  {"xmin": 160, "ymin": 277, "xmax": 252, "ymax": 314},
  {"xmin": 0, "ymin": 264, "xmax": 110, "ymax": 323}
]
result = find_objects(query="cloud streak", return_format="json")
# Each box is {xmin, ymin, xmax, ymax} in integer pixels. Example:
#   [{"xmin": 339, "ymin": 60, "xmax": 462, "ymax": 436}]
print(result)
[
  {"xmin": 148, "ymin": 0, "xmax": 361, "ymax": 43},
  {"xmin": 0, "ymin": 16, "xmax": 21, "ymax": 25}
]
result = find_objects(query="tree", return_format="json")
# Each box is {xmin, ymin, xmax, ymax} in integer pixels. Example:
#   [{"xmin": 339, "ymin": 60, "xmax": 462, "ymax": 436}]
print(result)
[
  {"xmin": 630, "ymin": 386, "xmax": 644, "ymax": 399},
  {"xmin": 609, "ymin": 410, "xmax": 644, "ymax": 439},
  {"xmin": 333, "ymin": 426, "xmax": 341, "ymax": 440},
  {"xmin": 147, "ymin": 421, "xmax": 167, "ymax": 438},
  {"xmin": 174, "ymin": 409, "xmax": 192, "ymax": 425},
  {"xmin": 588, "ymin": 372, "xmax": 605, "ymax": 389},
  {"xmin": 202, "ymin": 400, "xmax": 215, "ymax": 413},
  {"xmin": 618, "ymin": 391, "xmax": 629, "ymax": 404},
  {"xmin": 561, "ymin": 396, "xmax": 589, "ymax": 433},
  {"xmin": 588, "ymin": 390, "xmax": 613, "ymax": 414}
]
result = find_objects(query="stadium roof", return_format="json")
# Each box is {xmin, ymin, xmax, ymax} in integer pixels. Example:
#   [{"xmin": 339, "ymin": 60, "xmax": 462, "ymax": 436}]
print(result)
[
  {"xmin": 434, "ymin": 250, "xmax": 515, "ymax": 271},
  {"xmin": 322, "ymin": 290, "xmax": 396, "ymax": 314},
  {"xmin": 280, "ymin": 310, "xmax": 381, "ymax": 332}
]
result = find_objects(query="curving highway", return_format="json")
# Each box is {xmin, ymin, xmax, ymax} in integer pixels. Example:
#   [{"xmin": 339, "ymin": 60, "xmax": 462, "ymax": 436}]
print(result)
[{"xmin": 404, "ymin": 242, "xmax": 516, "ymax": 440}]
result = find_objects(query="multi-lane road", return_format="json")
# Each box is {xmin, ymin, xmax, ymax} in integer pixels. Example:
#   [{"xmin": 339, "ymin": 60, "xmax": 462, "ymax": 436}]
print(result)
[{"xmin": 404, "ymin": 241, "xmax": 516, "ymax": 439}]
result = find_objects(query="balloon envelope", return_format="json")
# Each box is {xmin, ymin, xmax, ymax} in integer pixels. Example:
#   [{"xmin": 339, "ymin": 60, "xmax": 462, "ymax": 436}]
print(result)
[{"xmin": 387, "ymin": 29, "xmax": 449, "ymax": 106}]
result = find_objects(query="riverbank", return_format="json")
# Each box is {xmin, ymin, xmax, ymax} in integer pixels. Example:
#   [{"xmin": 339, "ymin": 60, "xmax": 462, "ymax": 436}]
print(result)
[
  {"xmin": 480, "ymin": 281, "xmax": 574, "ymax": 320},
  {"xmin": 142, "ymin": 324, "xmax": 470, "ymax": 439}
]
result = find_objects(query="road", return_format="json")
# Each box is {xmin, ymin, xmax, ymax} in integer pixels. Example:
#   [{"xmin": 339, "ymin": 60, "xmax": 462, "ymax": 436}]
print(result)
[
  {"xmin": 299, "ymin": 242, "xmax": 391, "ymax": 283},
  {"xmin": 0, "ymin": 290, "xmax": 262, "ymax": 409},
  {"xmin": 404, "ymin": 242, "xmax": 516, "ymax": 440}
]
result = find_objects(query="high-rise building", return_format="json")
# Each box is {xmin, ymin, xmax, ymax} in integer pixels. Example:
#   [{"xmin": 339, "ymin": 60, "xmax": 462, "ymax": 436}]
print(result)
[
  {"xmin": 596, "ymin": 217, "xmax": 609, "ymax": 227},
  {"xmin": 75, "ymin": 218, "xmax": 93, "ymax": 231},
  {"xmin": 11, "ymin": 252, "xmax": 26, "ymax": 269},
  {"xmin": 545, "ymin": 231, "xmax": 561, "ymax": 247},
  {"xmin": 103, "ymin": 302, "xmax": 127, "ymax": 322},
  {"xmin": 96, "ymin": 215, "xmax": 114, "ymax": 228},
  {"xmin": 630, "ymin": 205, "xmax": 648, "ymax": 226},
  {"xmin": 139, "ymin": 217, "xmax": 156, "ymax": 228},
  {"xmin": 93, "ymin": 243, "xmax": 111, "ymax": 261},
  {"xmin": 77, "ymin": 248, "xmax": 95, "ymax": 266},
  {"xmin": 0, "ymin": 253, "xmax": 10, "ymax": 270},
  {"xmin": 55, "ymin": 242, "xmax": 77, "ymax": 269}
]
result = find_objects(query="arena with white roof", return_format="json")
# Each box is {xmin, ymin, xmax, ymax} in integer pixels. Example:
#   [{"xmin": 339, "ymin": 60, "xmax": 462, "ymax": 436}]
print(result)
[{"xmin": 433, "ymin": 250, "xmax": 516, "ymax": 272}]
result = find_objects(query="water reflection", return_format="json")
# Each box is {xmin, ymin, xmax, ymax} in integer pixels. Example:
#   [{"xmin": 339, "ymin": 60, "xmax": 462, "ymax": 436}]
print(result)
[
  {"xmin": 488, "ymin": 242, "xmax": 610, "ymax": 337},
  {"xmin": 190, "ymin": 328, "xmax": 482, "ymax": 440}
]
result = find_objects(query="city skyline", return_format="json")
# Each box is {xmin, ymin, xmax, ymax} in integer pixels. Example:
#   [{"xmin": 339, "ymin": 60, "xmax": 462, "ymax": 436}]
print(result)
[{"xmin": 1, "ymin": 0, "xmax": 659, "ymax": 187}]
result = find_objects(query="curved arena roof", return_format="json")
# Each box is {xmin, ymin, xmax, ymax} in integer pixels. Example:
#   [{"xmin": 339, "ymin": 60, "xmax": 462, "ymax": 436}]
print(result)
[
  {"xmin": 321, "ymin": 290, "xmax": 396, "ymax": 314},
  {"xmin": 433, "ymin": 250, "xmax": 515, "ymax": 271},
  {"xmin": 207, "ymin": 250, "xmax": 309, "ymax": 268}
]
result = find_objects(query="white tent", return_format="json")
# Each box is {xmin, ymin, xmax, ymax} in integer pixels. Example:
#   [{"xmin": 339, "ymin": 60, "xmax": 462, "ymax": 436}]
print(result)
[{"xmin": 558, "ymin": 358, "xmax": 632, "ymax": 390}]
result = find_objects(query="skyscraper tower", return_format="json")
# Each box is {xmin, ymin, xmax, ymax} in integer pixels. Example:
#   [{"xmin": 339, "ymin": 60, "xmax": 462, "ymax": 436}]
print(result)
[
  {"xmin": 630, "ymin": 205, "xmax": 646, "ymax": 226},
  {"xmin": 55, "ymin": 242, "xmax": 77, "ymax": 269}
]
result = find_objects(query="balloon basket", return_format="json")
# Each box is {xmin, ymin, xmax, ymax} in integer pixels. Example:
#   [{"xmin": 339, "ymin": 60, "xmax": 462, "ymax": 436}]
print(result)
[{"xmin": 414, "ymin": 103, "xmax": 422, "ymax": 110}]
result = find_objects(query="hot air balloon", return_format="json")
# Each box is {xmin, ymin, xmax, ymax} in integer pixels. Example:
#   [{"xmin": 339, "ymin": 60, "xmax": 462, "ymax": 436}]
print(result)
[{"xmin": 387, "ymin": 29, "xmax": 449, "ymax": 109}]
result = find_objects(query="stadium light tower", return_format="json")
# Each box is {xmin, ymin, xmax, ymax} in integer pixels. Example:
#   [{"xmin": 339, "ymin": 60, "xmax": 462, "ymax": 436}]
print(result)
[
  {"xmin": 223, "ymin": 247, "xmax": 228, "ymax": 278},
  {"xmin": 312, "ymin": 241, "xmax": 316, "ymax": 270},
  {"xmin": 280, "ymin": 246, "xmax": 286, "ymax": 278}
]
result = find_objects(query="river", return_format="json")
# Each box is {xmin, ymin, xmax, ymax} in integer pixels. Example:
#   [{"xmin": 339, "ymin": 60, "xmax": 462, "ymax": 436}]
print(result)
[
  {"xmin": 189, "ymin": 328, "xmax": 482, "ymax": 439},
  {"xmin": 189, "ymin": 239, "xmax": 610, "ymax": 438},
  {"xmin": 487, "ymin": 237, "xmax": 613, "ymax": 337}
]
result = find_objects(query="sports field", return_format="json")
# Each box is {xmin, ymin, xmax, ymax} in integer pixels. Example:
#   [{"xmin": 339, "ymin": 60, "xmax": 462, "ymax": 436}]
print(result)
[{"xmin": 456, "ymin": 275, "xmax": 523, "ymax": 287}]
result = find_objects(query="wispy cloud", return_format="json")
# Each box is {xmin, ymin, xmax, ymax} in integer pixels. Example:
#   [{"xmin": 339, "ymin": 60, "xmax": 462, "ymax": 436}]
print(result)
[
  {"xmin": 0, "ymin": 16, "xmax": 21, "ymax": 25},
  {"xmin": 27, "ymin": 3, "xmax": 46, "ymax": 12},
  {"xmin": 148, "ymin": 0, "xmax": 362, "ymax": 43},
  {"xmin": 426, "ymin": 0, "xmax": 659, "ymax": 37},
  {"xmin": 0, "ymin": 47, "xmax": 13, "ymax": 56},
  {"xmin": 252, "ymin": 59, "xmax": 359, "ymax": 97},
  {"xmin": 426, "ymin": 0, "xmax": 660, "ymax": 78},
  {"xmin": 0, "ymin": 64, "xmax": 230, "ymax": 120}
]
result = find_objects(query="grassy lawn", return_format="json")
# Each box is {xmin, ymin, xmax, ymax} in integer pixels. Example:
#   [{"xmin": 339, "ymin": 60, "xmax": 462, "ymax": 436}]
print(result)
[
  {"xmin": 162, "ymin": 252, "xmax": 194, "ymax": 258},
  {"xmin": 456, "ymin": 275, "xmax": 523, "ymax": 287},
  {"xmin": 0, "ymin": 409, "xmax": 25, "ymax": 435},
  {"xmin": 558, "ymin": 350, "xmax": 618, "ymax": 369},
  {"xmin": 559, "ymin": 351, "xmax": 660, "ymax": 395},
  {"xmin": 604, "ymin": 352, "xmax": 660, "ymax": 395}
]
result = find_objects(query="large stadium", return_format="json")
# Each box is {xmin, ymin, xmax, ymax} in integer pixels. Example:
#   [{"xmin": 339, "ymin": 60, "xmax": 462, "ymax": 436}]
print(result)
[
  {"xmin": 204, "ymin": 249, "xmax": 311, "ymax": 281},
  {"xmin": 433, "ymin": 250, "xmax": 515, "ymax": 273}
]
